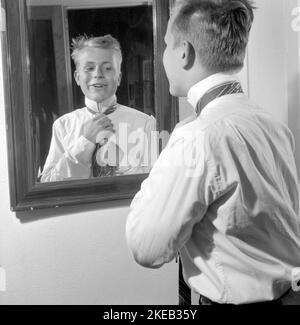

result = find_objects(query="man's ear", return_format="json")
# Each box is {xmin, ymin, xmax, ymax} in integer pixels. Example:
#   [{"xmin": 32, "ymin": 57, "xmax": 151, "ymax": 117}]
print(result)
[
  {"xmin": 118, "ymin": 72, "xmax": 122, "ymax": 86},
  {"xmin": 181, "ymin": 41, "xmax": 195, "ymax": 70},
  {"xmin": 74, "ymin": 70, "xmax": 80, "ymax": 86}
]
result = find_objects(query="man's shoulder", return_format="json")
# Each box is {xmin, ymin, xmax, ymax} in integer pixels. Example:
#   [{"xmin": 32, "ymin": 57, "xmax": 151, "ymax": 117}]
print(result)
[
  {"xmin": 52, "ymin": 108, "xmax": 88, "ymax": 137},
  {"xmin": 202, "ymin": 103, "xmax": 294, "ymax": 150},
  {"xmin": 118, "ymin": 104, "xmax": 154, "ymax": 121},
  {"xmin": 53, "ymin": 107, "xmax": 87, "ymax": 125}
]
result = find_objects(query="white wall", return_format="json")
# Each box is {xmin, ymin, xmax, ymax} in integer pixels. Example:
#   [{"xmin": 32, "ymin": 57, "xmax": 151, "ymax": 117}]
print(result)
[
  {"xmin": 247, "ymin": 0, "xmax": 287, "ymax": 123},
  {"xmin": 287, "ymin": 0, "xmax": 300, "ymax": 178},
  {"xmin": 248, "ymin": 0, "xmax": 300, "ymax": 179}
]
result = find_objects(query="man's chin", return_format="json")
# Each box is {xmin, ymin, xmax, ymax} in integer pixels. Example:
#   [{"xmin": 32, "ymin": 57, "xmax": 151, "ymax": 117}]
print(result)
[{"xmin": 87, "ymin": 95, "xmax": 108, "ymax": 103}]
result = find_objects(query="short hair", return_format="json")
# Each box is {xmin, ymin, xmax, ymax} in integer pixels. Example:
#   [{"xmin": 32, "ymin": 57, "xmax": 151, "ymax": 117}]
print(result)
[
  {"xmin": 172, "ymin": 0, "xmax": 255, "ymax": 72},
  {"xmin": 71, "ymin": 34, "xmax": 123, "ymax": 69}
]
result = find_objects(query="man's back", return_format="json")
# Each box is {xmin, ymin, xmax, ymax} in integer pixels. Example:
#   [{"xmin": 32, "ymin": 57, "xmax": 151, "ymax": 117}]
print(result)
[
  {"xmin": 177, "ymin": 93, "xmax": 300, "ymax": 303},
  {"xmin": 127, "ymin": 90, "xmax": 300, "ymax": 303}
]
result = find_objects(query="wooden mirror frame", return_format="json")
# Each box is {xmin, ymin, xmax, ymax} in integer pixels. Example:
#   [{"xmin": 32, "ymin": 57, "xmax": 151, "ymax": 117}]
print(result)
[{"xmin": 2, "ymin": 0, "xmax": 178, "ymax": 211}]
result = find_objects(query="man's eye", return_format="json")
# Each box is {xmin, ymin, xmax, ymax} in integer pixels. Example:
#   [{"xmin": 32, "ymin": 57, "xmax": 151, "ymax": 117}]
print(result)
[{"xmin": 84, "ymin": 67, "xmax": 94, "ymax": 72}]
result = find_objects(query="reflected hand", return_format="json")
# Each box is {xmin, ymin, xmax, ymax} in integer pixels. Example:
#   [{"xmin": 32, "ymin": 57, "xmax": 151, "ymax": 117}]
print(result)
[{"xmin": 82, "ymin": 114, "xmax": 115, "ymax": 144}]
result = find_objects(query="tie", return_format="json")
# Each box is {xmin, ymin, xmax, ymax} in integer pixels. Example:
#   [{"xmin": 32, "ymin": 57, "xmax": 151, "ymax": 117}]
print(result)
[
  {"xmin": 178, "ymin": 257, "xmax": 191, "ymax": 305},
  {"xmin": 196, "ymin": 81, "xmax": 243, "ymax": 116},
  {"xmin": 90, "ymin": 104, "xmax": 118, "ymax": 177}
]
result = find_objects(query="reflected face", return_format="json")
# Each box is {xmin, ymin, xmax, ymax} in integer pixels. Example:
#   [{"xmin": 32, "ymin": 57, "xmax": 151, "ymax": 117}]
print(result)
[
  {"xmin": 74, "ymin": 47, "xmax": 121, "ymax": 103},
  {"xmin": 163, "ymin": 14, "xmax": 184, "ymax": 97}
]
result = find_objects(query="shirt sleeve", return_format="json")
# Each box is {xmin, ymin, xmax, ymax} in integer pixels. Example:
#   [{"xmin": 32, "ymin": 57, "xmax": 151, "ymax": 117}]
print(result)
[
  {"xmin": 136, "ymin": 115, "xmax": 157, "ymax": 174},
  {"xmin": 126, "ymin": 133, "xmax": 208, "ymax": 268},
  {"xmin": 40, "ymin": 120, "xmax": 95, "ymax": 182},
  {"xmin": 117, "ymin": 115, "xmax": 157, "ymax": 175}
]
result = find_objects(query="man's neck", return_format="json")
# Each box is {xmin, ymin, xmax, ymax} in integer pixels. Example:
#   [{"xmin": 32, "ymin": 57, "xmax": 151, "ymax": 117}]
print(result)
[
  {"xmin": 85, "ymin": 95, "xmax": 117, "ymax": 114},
  {"xmin": 187, "ymin": 72, "xmax": 240, "ymax": 110}
]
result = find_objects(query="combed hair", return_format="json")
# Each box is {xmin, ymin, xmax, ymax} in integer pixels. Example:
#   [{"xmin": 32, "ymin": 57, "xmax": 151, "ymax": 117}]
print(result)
[
  {"xmin": 71, "ymin": 34, "xmax": 123, "ymax": 68},
  {"xmin": 172, "ymin": 0, "xmax": 255, "ymax": 72}
]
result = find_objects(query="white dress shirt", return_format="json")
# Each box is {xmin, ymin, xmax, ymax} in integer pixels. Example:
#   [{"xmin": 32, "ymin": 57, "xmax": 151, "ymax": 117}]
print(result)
[
  {"xmin": 40, "ymin": 95, "xmax": 156, "ymax": 182},
  {"xmin": 126, "ymin": 73, "xmax": 300, "ymax": 304}
]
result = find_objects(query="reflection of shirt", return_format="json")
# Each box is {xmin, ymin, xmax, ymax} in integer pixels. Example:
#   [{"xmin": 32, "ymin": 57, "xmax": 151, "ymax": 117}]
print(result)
[
  {"xmin": 40, "ymin": 95, "xmax": 156, "ymax": 182},
  {"xmin": 126, "ymin": 73, "xmax": 300, "ymax": 304}
]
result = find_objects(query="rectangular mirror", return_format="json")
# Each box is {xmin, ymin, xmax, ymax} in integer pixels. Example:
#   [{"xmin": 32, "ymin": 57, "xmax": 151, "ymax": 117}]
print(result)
[{"xmin": 2, "ymin": 0, "xmax": 178, "ymax": 211}]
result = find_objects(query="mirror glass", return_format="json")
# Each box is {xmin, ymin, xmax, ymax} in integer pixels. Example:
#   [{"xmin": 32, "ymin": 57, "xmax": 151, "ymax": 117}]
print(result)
[{"xmin": 26, "ymin": 0, "xmax": 157, "ymax": 183}]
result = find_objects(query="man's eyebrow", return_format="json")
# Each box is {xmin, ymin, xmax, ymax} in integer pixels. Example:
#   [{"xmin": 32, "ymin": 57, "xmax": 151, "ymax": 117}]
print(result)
[{"xmin": 84, "ymin": 60, "xmax": 112, "ymax": 65}]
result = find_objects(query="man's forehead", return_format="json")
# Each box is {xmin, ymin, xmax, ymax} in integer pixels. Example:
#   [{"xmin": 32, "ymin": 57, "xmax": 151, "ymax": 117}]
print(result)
[
  {"xmin": 167, "ymin": 9, "xmax": 176, "ymax": 31},
  {"xmin": 165, "ymin": 5, "xmax": 180, "ymax": 41},
  {"xmin": 171, "ymin": 0, "xmax": 185, "ymax": 15},
  {"xmin": 78, "ymin": 48, "xmax": 116, "ymax": 62},
  {"xmin": 168, "ymin": 2, "xmax": 183, "ymax": 30},
  {"xmin": 170, "ymin": 4, "xmax": 179, "ymax": 18}
]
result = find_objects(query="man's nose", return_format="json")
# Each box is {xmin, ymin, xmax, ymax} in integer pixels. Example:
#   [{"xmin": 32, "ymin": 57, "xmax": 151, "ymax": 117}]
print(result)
[{"xmin": 93, "ymin": 66, "xmax": 104, "ymax": 78}]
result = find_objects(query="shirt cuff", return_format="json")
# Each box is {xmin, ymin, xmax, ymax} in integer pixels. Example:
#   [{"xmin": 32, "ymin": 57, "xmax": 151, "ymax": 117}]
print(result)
[{"xmin": 68, "ymin": 136, "xmax": 95, "ymax": 165}]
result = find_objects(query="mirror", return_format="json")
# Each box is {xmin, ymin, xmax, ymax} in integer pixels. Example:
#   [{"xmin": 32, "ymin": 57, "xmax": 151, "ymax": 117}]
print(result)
[{"xmin": 2, "ymin": 0, "xmax": 178, "ymax": 211}]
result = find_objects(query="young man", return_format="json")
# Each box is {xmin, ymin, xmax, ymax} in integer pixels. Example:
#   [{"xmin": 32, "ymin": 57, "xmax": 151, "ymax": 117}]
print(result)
[
  {"xmin": 126, "ymin": 0, "xmax": 300, "ymax": 305},
  {"xmin": 41, "ymin": 35, "xmax": 155, "ymax": 182}
]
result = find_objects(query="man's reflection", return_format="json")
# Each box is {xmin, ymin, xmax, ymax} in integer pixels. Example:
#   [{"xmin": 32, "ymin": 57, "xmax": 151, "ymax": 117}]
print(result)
[{"xmin": 40, "ymin": 35, "xmax": 156, "ymax": 182}]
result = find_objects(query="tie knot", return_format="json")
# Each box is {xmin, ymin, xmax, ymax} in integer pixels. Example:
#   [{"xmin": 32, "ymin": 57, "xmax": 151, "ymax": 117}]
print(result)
[
  {"xmin": 103, "ymin": 104, "xmax": 118, "ymax": 116},
  {"xmin": 87, "ymin": 103, "xmax": 118, "ymax": 116}
]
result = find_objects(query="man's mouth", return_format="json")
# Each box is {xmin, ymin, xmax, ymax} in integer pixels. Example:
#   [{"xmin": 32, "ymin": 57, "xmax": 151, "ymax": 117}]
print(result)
[{"xmin": 90, "ymin": 84, "xmax": 107, "ymax": 89}]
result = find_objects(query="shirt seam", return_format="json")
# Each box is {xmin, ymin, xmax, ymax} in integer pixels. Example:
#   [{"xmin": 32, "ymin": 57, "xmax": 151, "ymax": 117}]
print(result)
[{"xmin": 211, "ymin": 250, "xmax": 233, "ymax": 303}]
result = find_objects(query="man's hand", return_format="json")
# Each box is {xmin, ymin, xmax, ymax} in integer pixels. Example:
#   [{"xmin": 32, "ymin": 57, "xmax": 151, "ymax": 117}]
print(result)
[{"xmin": 82, "ymin": 114, "xmax": 115, "ymax": 144}]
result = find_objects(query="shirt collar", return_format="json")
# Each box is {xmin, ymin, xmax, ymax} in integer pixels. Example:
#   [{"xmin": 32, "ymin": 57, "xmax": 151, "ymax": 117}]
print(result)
[
  {"xmin": 187, "ymin": 72, "xmax": 241, "ymax": 112},
  {"xmin": 85, "ymin": 95, "xmax": 117, "ymax": 114}
]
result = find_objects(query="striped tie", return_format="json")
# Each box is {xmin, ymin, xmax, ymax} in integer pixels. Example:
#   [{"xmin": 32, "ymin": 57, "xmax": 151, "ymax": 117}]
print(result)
[
  {"xmin": 196, "ymin": 81, "xmax": 243, "ymax": 116},
  {"xmin": 90, "ymin": 104, "xmax": 118, "ymax": 177},
  {"xmin": 178, "ymin": 257, "xmax": 191, "ymax": 305}
]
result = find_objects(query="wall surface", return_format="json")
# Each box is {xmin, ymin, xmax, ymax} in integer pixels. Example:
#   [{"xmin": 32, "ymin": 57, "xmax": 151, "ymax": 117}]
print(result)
[
  {"xmin": 248, "ymin": 0, "xmax": 300, "ymax": 179},
  {"xmin": 287, "ymin": 0, "xmax": 300, "ymax": 178}
]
